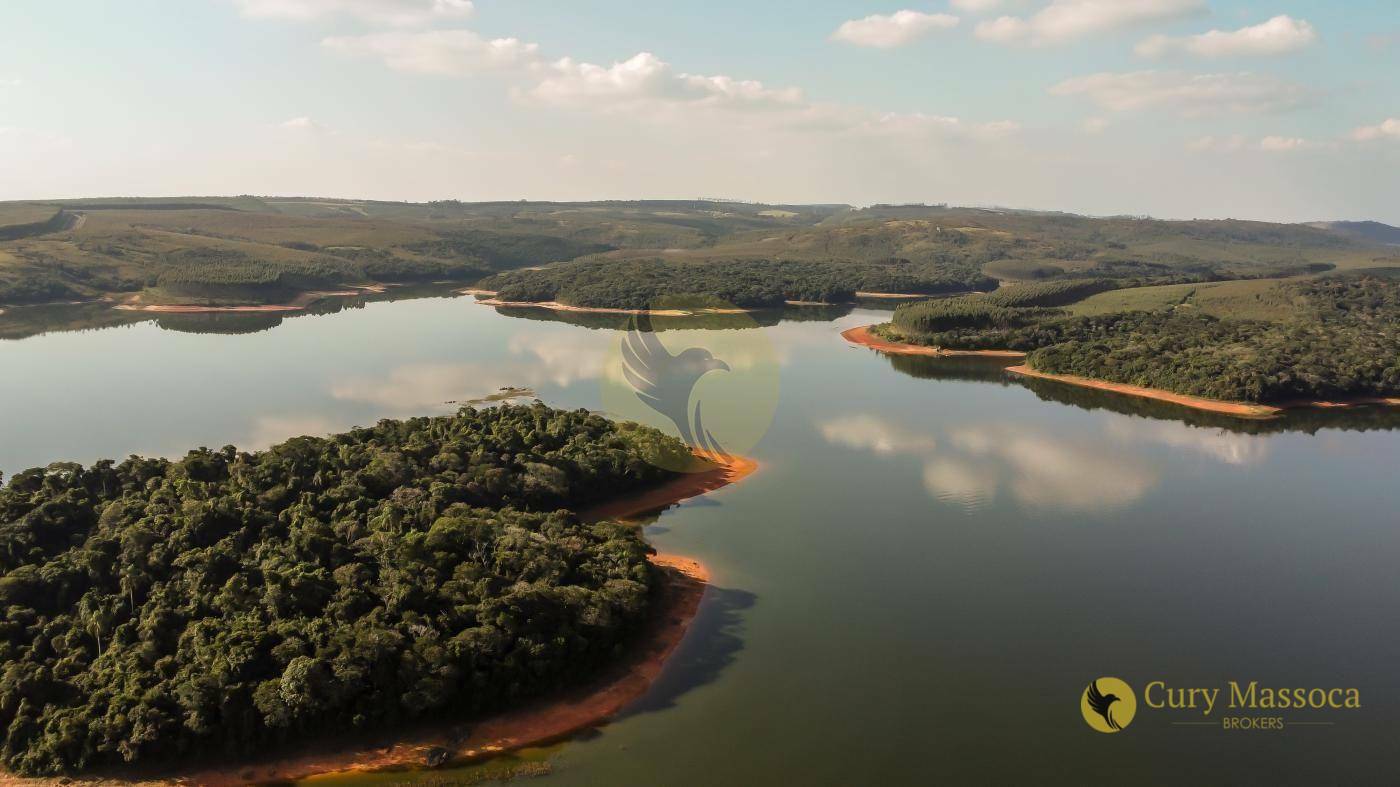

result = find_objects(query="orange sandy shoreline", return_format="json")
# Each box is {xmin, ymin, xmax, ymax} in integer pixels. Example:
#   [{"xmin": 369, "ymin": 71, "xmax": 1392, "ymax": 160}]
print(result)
[
  {"xmin": 581, "ymin": 455, "xmax": 758, "ymax": 523},
  {"xmin": 1006, "ymin": 365, "xmax": 1279, "ymax": 417},
  {"xmin": 853, "ymin": 291, "xmax": 929, "ymax": 299},
  {"xmin": 841, "ymin": 325, "xmax": 1026, "ymax": 359},
  {"xmin": 844, "ymin": 325, "xmax": 1400, "ymax": 418},
  {"xmin": 11, "ymin": 458, "xmax": 754, "ymax": 787},
  {"xmin": 1007, "ymin": 365, "xmax": 1400, "ymax": 419}
]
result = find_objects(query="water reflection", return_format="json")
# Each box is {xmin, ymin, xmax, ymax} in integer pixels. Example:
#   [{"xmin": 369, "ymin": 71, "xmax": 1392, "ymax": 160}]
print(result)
[
  {"xmin": 507, "ymin": 332, "xmax": 610, "ymax": 387},
  {"xmin": 0, "ymin": 301, "xmax": 145, "ymax": 340},
  {"xmin": 244, "ymin": 414, "xmax": 352, "ymax": 451},
  {"xmin": 330, "ymin": 332, "xmax": 610, "ymax": 414},
  {"xmin": 921, "ymin": 457, "xmax": 1000, "ymax": 510},
  {"xmin": 1105, "ymin": 417, "xmax": 1271, "ymax": 466},
  {"xmin": 818, "ymin": 414, "xmax": 937, "ymax": 455},
  {"xmin": 331, "ymin": 362, "xmax": 521, "ymax": 411},
  {"xmin": 948, "ymin": 424, "xmax": 1157, "ymax": 511},
  {"xmin": 485, "ymin": 303, "xmax": 854, "ymax": 332},
  {"xmin": 0, "ymin": 284, "xmax": 468, "ymax": 341},
  {"xmin": 883, "ymin": 353, "xmax": 1400, "ymax": 436},
  {"xmin": 818, "ymin": 413, "xmax": 1160, "ymax": 513},
  {"xmin": 155, "ymin": 312, "xmax": 287, "ymax": 334}
]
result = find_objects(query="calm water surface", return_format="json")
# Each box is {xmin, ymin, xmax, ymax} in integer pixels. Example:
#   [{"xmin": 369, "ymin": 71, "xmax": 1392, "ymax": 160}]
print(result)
[{"xmin": 3, "ymin": 297, "xmax": 1399, "ymax": 786}]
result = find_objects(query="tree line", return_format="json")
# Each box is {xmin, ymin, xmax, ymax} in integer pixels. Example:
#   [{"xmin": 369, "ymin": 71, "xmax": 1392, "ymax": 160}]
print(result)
[{"xmin": 882, "ymin": 275, "xmax": 1400, "ymax": 403}]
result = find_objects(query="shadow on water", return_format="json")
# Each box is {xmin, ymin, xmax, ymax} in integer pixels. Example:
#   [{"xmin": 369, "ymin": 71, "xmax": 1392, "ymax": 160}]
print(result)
[
  {"xmin": 617, "ymin": 585, "xmax": 756, "ymax": 719},
  {"xmin": 880, "ymin": 352, "xmax": 1400, "ymax": 435}
]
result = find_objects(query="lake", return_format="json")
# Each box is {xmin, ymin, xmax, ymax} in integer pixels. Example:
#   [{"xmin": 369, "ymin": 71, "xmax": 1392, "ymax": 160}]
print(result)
[{"xmin": 3, "ymin": 295, "xmax": 1399, "ymax": 785}]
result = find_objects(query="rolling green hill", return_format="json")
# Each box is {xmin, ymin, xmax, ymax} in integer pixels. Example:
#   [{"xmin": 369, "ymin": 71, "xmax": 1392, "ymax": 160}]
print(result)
[{"xmin": 1, "ymin": 197, "xmax": 1394, "ymax": 322}]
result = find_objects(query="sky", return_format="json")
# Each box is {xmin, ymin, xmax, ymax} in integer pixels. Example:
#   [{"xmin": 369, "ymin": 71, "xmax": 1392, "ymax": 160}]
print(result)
[{"xmin": 1, "ymin": 0, "xmax": 1398, "ymax": 222}]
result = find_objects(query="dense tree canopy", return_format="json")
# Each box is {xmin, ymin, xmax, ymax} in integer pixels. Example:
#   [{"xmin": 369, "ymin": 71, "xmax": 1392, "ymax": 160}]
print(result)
[
  {"xmin": 0, "ymin": 405, "xmax": 690, "ymax": 775},
  {"xmin": 882, "ymin": 275, "xmax": 1400, "ymax": 403},
  {"xmin": 153, "ymin": 248, "xmax": 488, "ymax": 303},
  {"xmin": 482, "ymin": 257, "xmax": 995, "ymax": 309}
]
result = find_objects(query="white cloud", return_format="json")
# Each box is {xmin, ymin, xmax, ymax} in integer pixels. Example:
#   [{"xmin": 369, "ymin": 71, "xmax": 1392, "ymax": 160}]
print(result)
[
  {"xmin": 1187, "ymin": 134, "xmax": 1247, "ymax": 152},
  {"xmin": 0, "ymin": 77, "xmax": 21, "ymax": 87},
  {"xmin": 830, "ymin": 10, "xmax": 960, "ymax": 49},
  {"xmin": 858, "ymin": 112, "xmax": 1019, "ymax": 140},
  {"xmin": 528, "ymin": 53, "xmax": 684, "ymax": 105},
  {"xmin": 1352, "ymin": 118, "xmax": 1400, "ymax": 142},
  {"xmin": 528, "ymin": 52, "xmax": 803, "ymax": 111},
  {"xmin": 1082, "ymin": 116, "xmax": 1109, "ymax": 133},
  {"xmin": 950, "ymin": 0, "xmax": 1002, "ymax": 12},
  {"xmin": 1188, "ymin": 134, "xmax": 1311, "ymax": 153},
  {"xmin": 1050, "ymin": 71, "xmax": 1310, "ymax": 116},
  {"xmin": 233, "ymin": 0, "xmax": 473, "ymax": 26},
  {"xmin": 1136, "ymin": 15, "xmax": 1317, "ymax": 59},
  {"xmin": 323, "ymin": 30, "xmax": 539, "ymax": 75},
  {"xmin": 1258, "ymin": 135, "xmax": 1307, "ymax": 152},
  {"xmin": 974, "ymin": 16, "xmax": 1030, "ymax": 43},
  {"xmin": 678, "ymin": 73, "xmax": 806, "ymax": 109},
  {"xmin": 977, "ymin": 0, "xmax": 1205, "ymax": 46},
  {"xmin": 279, "ymin": 116, "xmax": 322, "ymax": 131}
]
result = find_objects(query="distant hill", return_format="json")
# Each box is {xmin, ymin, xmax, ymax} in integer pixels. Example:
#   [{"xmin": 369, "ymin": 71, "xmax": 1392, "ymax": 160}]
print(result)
[{"xmin": 1307, "ymin": 221, "xmax": 1400, "ymax": 247}]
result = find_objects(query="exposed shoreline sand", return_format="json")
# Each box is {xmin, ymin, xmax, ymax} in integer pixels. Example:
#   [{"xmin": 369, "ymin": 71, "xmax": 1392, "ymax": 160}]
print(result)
[
  {"xmin": 580, "ymin": 455, "xmax": 758, "ymax": 523},
  {"xmin": 853, "ymin": 291, "xmax": 930, "ymax": 299},
  {"xmin": 1007, "ymin": 365, "xmax": 1400, "ymax": 419},
  {"xmin": 841, "ymin": 325, "xmax": 1026, "ymax": 359},
  {"xmin": 11, "ymin": 457, "xmax": 754, "ymax": 787}
]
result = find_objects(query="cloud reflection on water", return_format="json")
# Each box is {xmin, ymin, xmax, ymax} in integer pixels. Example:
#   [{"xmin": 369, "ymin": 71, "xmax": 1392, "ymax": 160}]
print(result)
[
  {"xmin": 817, "ymin": 412, "xmax": 1162, "ymax": 514},
  {"xmin": 330, "ymin": 331, "xmax": 611, "ymax": 412},
  {"xmin": 820, "ymin": 414, "xmax": 937, "ymax": 455},
  {"xmin": 1104, "ymin": 417, "xmax": 1271, "ymax": 466}
]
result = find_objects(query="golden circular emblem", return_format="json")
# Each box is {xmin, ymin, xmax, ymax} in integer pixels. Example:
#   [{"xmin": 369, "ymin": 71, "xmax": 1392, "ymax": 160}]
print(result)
[{"xmin": 1081, "ymin": 677, "xmax": 1136, "ymax": 733}]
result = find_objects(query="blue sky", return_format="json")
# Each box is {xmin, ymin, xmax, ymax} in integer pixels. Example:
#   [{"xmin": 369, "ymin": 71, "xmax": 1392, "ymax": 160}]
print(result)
[{"xmin": 1, "ymin": 0, "xmax": 1397, "ymax": 221}]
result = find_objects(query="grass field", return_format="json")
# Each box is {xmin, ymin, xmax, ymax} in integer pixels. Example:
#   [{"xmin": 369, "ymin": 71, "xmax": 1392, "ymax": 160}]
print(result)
[
  {"xmin": 0, "ymin": 203, "xmax": 59, "ymax": 228},
  {"xmin": 1067, "ymin": 279, "xmax": 1299, "ymax": 321}
]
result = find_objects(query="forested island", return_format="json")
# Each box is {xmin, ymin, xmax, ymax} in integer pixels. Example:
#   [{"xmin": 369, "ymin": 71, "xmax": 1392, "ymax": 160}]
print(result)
[
  {"xmin": 479, "ymin": 257, "xmax": 994, "ymax": 309},
  {"xmin": 870, "ymin": 274, "xmax": 1400, "ymax": 405},
  {"xmin": 0, "ymin": 405, "xmax": 701, "ymax": 777}
]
